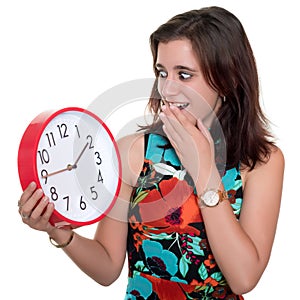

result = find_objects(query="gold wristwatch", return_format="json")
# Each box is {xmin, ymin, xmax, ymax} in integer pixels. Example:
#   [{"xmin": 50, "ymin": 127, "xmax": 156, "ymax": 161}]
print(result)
[{"xmin": 199, "ymin": 188, "xmax": 228, "ymax": 208}]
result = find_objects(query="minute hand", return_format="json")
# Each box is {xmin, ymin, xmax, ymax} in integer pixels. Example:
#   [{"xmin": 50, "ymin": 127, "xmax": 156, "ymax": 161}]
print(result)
[{"xmin": 72, "ymin": 142, "xmax": 89, "ymax": 168}]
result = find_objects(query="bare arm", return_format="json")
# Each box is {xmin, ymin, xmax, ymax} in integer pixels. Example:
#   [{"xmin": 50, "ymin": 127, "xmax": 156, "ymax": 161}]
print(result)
[
  {"xmin": 200, "ymin": 147, "xmax": 284, "ymax": 294},
  {"xmin": 47, "ymin": 182, "xmax": 131, "ymax": 286}
]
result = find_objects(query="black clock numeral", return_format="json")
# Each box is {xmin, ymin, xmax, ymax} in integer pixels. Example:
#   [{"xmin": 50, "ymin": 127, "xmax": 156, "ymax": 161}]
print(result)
[
  {"xmin": 95, "ymin": 151, "xmax": 102, "ymax": 165},
  {"xmin": 50, "ymin": 186, "xmax": 58, "ymax": 201},
  {"xmin": 97, "ymin": 169, "xmax": 103, "ymax": 183},
  {"xmin": 80, "ymin": 195, "xmax": 87, "ymax": 210},
  {"xmin": 90, "ymin": 186, "xmax": 98, "ymax": 200},
  {"xmin": 57, "ymin": 123, "xmax": 69, "ymax": 139},
  {"xmin": 75, "ymin": 124, "xmax": 80, "ymax": 138},
  {"xmin": 86, "ymin": 135, "xmax": 94, "ymax": 149},
  {"xmin": 41, "ymin": 169, "xmax": 48, "ymax": 184},
  {"xmin": 38, "ymin": 149, "xmax": 50, "ymax": 164},
  {"xmin": 46, "ymin": 132, "xmax": 56, "ymax": 147},
  {"xmin": 63, "ymin": 196, "xmax": 70, "ymax": 211}
]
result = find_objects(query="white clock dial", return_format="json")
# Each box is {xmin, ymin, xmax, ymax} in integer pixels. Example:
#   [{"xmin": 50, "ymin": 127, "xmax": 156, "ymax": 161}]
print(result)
[{"xmin": 36, "ymin": 110, "xmax": 120, "ymax": 225}]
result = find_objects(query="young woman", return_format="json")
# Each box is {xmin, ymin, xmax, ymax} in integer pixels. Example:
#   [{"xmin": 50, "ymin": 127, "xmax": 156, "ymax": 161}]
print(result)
[{"xmin": 18, "ymin": 6, "xmax": 284, "ymax": 299}]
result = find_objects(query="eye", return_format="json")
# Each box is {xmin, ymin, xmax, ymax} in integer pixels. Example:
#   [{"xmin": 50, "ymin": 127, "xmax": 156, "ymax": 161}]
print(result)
[
  {"xmin": 157, "ymin": 70, "xmax": 167, "ymax": 78},
  {"xmin": 179, "ymin": 72, "xmax": 192, "ymax": 80}
]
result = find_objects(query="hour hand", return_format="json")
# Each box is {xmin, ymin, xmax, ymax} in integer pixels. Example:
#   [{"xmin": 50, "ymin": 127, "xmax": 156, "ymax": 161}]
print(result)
[{"xmin": 42, "ymin": 164, "xmax": 73, "ymax": 178}]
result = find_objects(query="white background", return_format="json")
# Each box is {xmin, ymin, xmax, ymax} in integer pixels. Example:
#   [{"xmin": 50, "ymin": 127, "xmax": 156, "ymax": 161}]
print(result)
[{"xmin": 1, "ymin": 0, "xmax": 298, "ymax": 299}]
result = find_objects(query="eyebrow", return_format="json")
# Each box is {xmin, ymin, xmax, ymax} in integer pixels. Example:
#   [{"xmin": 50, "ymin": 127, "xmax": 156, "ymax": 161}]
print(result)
[{"xmin": 155, "ymin": 63, "xmax": 198, "ymax": 72}]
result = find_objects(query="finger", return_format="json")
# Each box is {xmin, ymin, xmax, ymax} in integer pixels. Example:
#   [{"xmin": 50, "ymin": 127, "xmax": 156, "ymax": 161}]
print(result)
[
  {"xmin": 40, "ymin": 202, "xmax": 55, "ymax": 224},
  {"xmin": 160, "ymin": 111, "xmax": 184, "ymax": 145},
  {"xmin": 19, "ymin": 188, "xmax": 44, "ymax": 218},
  {"xmin": 197, "ymin": 118, "xmax": 214, "ymax": 144},
  {"xmin": 166, "ymin": 104, "xmax": 196, "ymax": 134},
  {"xmin": 169, "ymin": 105, "xmax": 208, "ymax": 144},
  {"xmin": 161, "ymin": 105, "xmax": 188, "ymax": 137},
  {"xmin": 161, "ymin": 124, "xmax": 182, "ymax": 160},
  {"xmin": 20, "ymin": 211, "xmax": 31, "ymax": 220},
  {"xmin": 169, "ymin": 105, "xmax": 195, "ymax": 130},
  {"xmin": 29, "ymin": 196, "xmax": 50, "ymax": 221},
  {"xmin": 19, "ymin": 182, "xmax": 37, "ymax": 207}
]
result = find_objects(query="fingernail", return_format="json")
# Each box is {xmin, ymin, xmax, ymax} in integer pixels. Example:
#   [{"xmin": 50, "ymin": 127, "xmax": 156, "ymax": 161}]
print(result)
[
  {"xmin": 30, "ymin": 182, "xmax": 36, "ymax": 188},
  {"xmin": 37, "ymin": 189, "xmax": 43, "ymax": 196}
]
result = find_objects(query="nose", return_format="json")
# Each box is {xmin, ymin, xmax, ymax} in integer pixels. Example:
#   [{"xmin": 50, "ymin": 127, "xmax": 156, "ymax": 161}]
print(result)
[{"xmin": 159, "ymin": 79, "xmax": 181, "ymax": 99}]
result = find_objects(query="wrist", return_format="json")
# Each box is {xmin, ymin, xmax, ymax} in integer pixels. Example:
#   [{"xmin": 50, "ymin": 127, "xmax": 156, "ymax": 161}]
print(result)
[
  {"xmin": 198, "ymin": 188, "xmax": 228, "ymax": 209},
  {"xmin": 49, "ymin": 231, "xmax": 75, "ymax": 248},
  {"xmin": 48, "ymin": 228, "xmax": 74, "ymax": 249},
  {"xmin": 194, "ymin": 165, "xmax": 223, "ymax": 196},
  {"xmin": 49, "ymin": 231, "xmax": 74, "ymax": 248}
]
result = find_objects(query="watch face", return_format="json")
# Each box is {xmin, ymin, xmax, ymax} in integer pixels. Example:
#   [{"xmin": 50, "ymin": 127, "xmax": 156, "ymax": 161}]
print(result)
[
  {"xmin": 202, "ymin": 190, "xmax": 219, "ymax": 207},
  {"xmin": 36, "ymin": 108, "xmax": 121, "ymax": 225}
]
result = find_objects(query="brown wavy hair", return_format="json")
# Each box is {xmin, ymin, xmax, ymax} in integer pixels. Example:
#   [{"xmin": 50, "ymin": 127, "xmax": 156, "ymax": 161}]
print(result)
[{"xmin": 145, "ymin": 6, "xmax": 274, "ymax": 170}]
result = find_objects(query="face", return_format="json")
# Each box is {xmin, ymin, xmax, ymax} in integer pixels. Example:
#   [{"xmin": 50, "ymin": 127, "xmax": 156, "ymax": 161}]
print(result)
[{"xmin": 156, "ymin": 39, "xmax": 220, "ymax": 125}]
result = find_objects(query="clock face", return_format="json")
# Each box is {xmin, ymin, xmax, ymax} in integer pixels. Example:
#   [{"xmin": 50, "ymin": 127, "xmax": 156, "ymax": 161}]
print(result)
[{"xmin": 35, "ymin": 108, "xmax": 121, "ymax": 226}]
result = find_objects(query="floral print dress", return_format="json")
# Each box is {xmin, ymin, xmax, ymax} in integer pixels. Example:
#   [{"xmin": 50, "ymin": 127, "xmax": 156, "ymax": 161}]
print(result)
[{"xmin": 126, "ymin": 133, "xmax": 244, "ymax": 300}]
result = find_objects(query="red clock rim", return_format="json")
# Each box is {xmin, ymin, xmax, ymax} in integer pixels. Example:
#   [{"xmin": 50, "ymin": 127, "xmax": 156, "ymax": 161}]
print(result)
[{"xmin": 18, "ymin": 107, "xmax": 122, "ymax": 227}]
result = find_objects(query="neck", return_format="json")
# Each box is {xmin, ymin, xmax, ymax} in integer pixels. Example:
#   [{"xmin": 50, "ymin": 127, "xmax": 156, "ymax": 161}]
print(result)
[{"xmin": 203, "ymin": 96, "xmax": 221, "ymax": 128}]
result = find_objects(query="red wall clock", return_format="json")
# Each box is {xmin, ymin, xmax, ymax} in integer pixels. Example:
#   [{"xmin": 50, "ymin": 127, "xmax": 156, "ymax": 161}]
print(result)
[{"xmin": 18, "ymin": 107, "xmax": 121, "ymax": 228}]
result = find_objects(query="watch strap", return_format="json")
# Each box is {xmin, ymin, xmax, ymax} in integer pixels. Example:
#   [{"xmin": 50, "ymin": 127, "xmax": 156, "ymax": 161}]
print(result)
[{"xmin": 199, "ymin": 189, "xmax": 228, "ymax": 208}]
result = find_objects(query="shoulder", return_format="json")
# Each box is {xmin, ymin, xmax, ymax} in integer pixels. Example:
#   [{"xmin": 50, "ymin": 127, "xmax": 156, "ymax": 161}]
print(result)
[
  {"xmin": 117, "ymin": 133, "xmax": 145, "ymax": 187},
  {"xmin": 267, "ymin": 145, "xmax": 285, "ymax": 171},
  {"xmin": 117, "ymin": 132, "xmax": 145, "ymax": 161},
  {"xmin": 242, "ymin": 145, "xmax": 284, "ymax": 191},
  {"xmin": 247, "ymin": 145, "xmax": 284, "ymax": 174}
]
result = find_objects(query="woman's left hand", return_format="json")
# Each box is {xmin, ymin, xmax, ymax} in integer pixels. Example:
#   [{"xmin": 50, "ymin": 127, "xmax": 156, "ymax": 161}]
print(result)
[{"xmin": 159, "ymin": 104, "xmax": 219, "ymax": 191}]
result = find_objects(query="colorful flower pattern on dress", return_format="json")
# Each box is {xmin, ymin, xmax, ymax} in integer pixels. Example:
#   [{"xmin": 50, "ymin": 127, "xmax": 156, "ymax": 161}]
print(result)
[{"xmin": 126, "ymin": 133, "xmax": 244, "ymax": 299}]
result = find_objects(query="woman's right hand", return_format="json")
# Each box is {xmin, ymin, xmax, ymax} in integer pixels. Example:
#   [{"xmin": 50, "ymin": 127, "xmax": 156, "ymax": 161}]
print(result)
[{"xmin": 18, "ymin": 182, "xmax": 55, "ymax": 234}]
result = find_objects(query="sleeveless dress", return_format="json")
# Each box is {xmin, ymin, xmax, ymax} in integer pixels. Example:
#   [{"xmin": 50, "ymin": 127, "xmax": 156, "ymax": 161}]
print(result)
[{"xmin": 125, "ymin": 133, "xmax": 244, "ymax": 300}]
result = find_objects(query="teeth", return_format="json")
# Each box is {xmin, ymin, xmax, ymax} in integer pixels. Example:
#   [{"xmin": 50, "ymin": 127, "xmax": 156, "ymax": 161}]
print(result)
[{"xmin": 170, "ymin": 102, "xmax": 189, "ymax": 110}]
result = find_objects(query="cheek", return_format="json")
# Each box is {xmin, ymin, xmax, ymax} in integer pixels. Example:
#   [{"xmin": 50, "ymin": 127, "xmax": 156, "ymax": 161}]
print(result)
[
  {"xmin": 186, "ymin": 85, "xmax": 219, "ymax": 118},
  {"xmin": 157, "ymin": 78, "xmax": 167, "ymax": 98},
  {"xmin": 190, "ymin": 100, "xmax": 212, "ymax": 118},
  {"xmin": 183, "ymin": 88, "xmax": 214, "ymax": 120}
]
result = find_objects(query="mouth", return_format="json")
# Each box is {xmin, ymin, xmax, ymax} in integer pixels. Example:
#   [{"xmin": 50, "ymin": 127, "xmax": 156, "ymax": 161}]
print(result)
[{"xmin": 165, "ymin": 101, "xmax": 190, "ymax": 110}]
